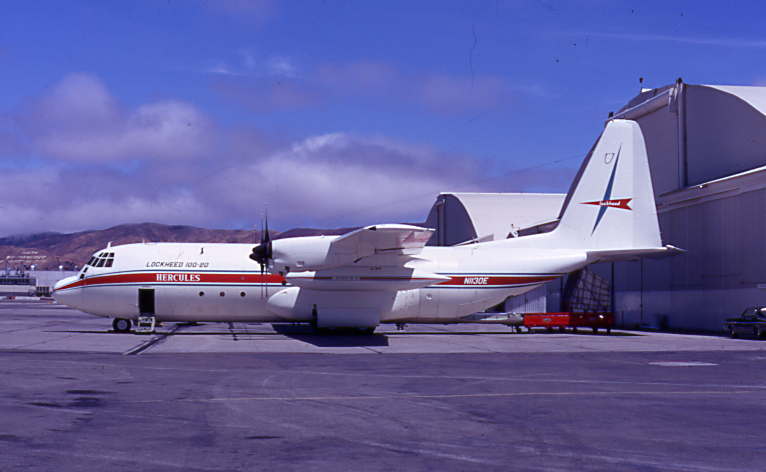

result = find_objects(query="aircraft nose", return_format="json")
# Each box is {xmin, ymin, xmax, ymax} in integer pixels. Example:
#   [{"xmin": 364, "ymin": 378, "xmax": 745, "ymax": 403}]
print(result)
[{"xmin": 52, "ymin": 275, "xmax": 81, "ymax": 306}]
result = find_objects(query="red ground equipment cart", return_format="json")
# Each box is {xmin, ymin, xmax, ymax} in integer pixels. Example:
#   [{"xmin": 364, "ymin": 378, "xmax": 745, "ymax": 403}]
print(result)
[{"xmin": 523, "ymin": 312, "xmax": 614, "ymax": 334}]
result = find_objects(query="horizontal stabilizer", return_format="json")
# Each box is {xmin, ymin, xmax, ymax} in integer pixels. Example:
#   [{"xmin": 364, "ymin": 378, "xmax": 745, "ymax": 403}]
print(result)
[{"xmin": 586, "ymin": 245, "xmax": 686, "ymax": 263}]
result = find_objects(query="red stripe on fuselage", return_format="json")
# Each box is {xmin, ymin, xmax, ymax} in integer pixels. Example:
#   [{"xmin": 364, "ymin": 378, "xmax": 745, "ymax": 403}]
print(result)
[
  {"xmin": 58, "ymin": 272, "xmax": 285, "ymax": 291},
  {"xmin": 438, "ymin": 275, "xmax": 559, "ymax": 286},
  {"xmin": 56, "ymin": 272, "xmax": 559, "ymax": 291}
]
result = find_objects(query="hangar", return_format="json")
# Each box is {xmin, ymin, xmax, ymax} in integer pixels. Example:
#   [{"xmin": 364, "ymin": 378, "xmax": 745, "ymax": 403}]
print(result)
[
  {"xmin": 427, "ymin": 80, "xmax": 766, "ymax": 332},
  {"xmin": 423, "ymin": 192, "xmax": 565, "ymax": 246}
]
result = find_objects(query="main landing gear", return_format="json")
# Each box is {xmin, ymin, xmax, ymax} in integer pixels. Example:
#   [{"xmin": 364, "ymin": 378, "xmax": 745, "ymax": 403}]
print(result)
[{"xmin": 112, "ymin": 318, "xmax": 132, "ymax": 332}]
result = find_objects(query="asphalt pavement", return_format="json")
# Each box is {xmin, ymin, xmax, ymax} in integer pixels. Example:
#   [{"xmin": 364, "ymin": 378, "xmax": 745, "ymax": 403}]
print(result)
[{"xmin": 2, "ymin": 301, "xmax": 766, "ymax": 471}]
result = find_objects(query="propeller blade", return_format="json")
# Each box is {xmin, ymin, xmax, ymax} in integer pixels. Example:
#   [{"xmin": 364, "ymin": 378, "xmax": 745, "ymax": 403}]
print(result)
[{"xmin": 249, "ymin": 213, "xmax": 272, "ymax": 275}]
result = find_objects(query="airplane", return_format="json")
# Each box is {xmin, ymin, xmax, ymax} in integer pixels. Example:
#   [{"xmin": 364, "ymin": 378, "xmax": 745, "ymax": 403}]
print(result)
[{"xmin": 52, "ymin": 119, "xmax": 677, "ymax": 333}]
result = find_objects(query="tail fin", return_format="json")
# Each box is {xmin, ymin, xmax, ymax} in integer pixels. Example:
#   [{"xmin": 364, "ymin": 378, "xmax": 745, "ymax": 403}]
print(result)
[{"xmin": 553, "ymin": 119, "xmax": 662, "ymax": 252}]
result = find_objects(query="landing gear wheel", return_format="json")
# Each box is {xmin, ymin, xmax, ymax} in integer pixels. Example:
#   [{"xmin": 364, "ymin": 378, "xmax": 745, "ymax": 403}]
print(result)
[{"xmin": 112, "ymin": 318, "xmax": 132, "ymax": 332}]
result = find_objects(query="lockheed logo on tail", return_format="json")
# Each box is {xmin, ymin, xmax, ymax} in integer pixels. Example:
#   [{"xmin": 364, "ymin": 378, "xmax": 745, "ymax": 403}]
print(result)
[
  {"xmin": 581, "ymin": 198, "xmax": 632, "ymax": 210},
  {"xmin": 584, "ymin": 144, "xmax": 628, "ymax": 234}
]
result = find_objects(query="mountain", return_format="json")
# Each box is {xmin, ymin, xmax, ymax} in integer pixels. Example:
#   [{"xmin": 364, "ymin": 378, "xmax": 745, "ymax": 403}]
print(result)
[
  {"xmin": 275, "ymin": 227, "xmax": 358, "ymax": 239},
  {"xmin": 0, "ymin": 222, "xmax": 350, "ymax": 270}
]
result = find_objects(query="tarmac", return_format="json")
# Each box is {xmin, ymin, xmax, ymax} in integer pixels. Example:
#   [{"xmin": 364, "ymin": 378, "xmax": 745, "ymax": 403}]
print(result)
[{"xmin": 2, "ymin": 300, "xmax": 766, "ymax": 471}]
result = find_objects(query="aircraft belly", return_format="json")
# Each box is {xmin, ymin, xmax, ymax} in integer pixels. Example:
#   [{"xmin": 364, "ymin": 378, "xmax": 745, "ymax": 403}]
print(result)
[
  {"xmin": 155, "ymin": 285, "xmax": 291, "ymax": 322},
  {"xmin": 79, "ymin": 285, "xmax": 136, "ymax": 317},
  {"xmin": 77, "ymin": 283, "xmax": 295, "ymax": 322},
  {"xmin": 267, "ymin": 287, "xmax": 394, "ymax": 328}
]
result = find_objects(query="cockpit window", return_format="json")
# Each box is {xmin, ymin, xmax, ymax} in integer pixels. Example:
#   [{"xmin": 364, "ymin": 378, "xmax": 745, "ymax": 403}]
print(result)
[{"xmin": 87, "ymin": 251, "xmax": 115, "ymax": 268}]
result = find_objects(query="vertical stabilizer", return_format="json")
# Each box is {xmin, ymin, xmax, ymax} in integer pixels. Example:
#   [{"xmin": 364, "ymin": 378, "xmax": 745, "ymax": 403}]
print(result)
[{"xmin": 553, "ymin": 119, "xmax": 661, "ymax": 251}]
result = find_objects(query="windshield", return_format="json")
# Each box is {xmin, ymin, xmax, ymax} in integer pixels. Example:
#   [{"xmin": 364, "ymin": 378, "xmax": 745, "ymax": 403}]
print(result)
[{"xmin": 86, "ymin": 251, "xmax": 115, "ymax": 268}]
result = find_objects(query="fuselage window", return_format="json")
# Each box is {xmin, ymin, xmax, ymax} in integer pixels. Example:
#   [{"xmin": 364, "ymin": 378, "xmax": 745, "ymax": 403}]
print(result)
[
  {"xmin": 240, "ymin": 292, "xmax": 246, "ymax": 297},
  {"xmin": 198, "ymin": 291, "xmax": 205, "ymax": 296},
  {"xmin": 219, "ymin": 291, "xmax": 225, "ymax": 297}
]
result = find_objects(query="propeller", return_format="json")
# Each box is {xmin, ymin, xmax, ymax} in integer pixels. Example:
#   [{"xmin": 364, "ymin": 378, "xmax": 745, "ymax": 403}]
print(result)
[{"xmin": 250, "ymin": 215, "xmax": 273, "ymax": 274}]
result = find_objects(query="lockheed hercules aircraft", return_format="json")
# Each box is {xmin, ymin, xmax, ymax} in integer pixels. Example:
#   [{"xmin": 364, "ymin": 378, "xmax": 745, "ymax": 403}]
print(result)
[{"xmin": 53, "ymin": 120, "xmax": 675, "ymax": 333}]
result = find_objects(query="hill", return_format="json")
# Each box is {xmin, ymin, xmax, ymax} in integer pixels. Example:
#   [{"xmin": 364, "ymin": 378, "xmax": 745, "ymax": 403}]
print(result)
[{"xmin": 0, "ymin": 223, "xmax": 353, "ymax": 270}]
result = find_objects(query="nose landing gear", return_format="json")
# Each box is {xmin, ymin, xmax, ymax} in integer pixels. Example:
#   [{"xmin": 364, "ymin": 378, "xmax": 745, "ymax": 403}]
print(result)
[{"xmin": 112, "ymin": 318, "xmax": 132, "ymax": 332}]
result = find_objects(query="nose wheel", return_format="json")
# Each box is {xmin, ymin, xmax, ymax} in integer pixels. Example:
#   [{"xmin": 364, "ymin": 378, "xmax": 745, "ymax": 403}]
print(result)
[{"xmin": 112, "ymin": 318, "xmax": 132, "ymax": 332}]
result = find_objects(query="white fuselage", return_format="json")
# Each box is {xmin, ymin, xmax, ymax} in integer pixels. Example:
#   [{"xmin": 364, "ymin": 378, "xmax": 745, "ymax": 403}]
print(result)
[{"xmin": 53, "ymin": 239, "xmax": 588, "ymax": 327}]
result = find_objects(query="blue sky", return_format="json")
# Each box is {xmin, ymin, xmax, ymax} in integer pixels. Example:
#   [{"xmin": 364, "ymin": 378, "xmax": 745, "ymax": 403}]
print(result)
[{"xmin": 1, "ymin": 0, "xmax": 765, "ymax": 235}]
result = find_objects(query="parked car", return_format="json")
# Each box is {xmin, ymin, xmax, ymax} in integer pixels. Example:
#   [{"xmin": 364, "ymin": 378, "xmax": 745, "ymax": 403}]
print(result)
[{"xmin": 724, "ymin": 306, "xmax": 766, "ymax": 338}]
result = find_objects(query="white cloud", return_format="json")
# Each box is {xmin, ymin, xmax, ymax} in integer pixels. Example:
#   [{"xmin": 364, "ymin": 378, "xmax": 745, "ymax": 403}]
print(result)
[
  {"xmin": 205, "ymin": 63, "xmax": 241, "ymax": 76},
  {"xmin": 18, "ymin": 74, "xmax": 214, "ymax": 161},
  {"xmin": 0, "ymin": 72, "xmax": 561, "ymax": 236},
  {"xmin": 0, "ymin": 167, "xmax": 212, "ymax": 235},
  {"xmin": 0, "ymin": 130, "xmax": 492, "ymax": 235},
  {"xmin": 222, "ymin": 60, "xmax": 518, "ymax": 114},
  {"xmin": 206, "ymin": 132, "xmax": 487, "ymax": 228},
  {"xmin": 267, "ymin": 56, "xmax": 297, "ymax": 78},
  {"xmin": 205, "ymin": 52, "xmax": 297, "ymax": 79}
]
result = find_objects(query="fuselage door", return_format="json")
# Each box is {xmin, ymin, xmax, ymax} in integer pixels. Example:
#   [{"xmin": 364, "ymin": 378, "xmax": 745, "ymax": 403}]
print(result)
[{"xmin": 138, "ymin": 288, "xmax": 155, "ymax": 315}]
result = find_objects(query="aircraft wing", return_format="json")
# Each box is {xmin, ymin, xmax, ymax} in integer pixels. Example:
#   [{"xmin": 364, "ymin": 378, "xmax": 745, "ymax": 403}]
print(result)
[{"xmin": 328, "ymin": 224, "xmax": 434, "ymax": 264}]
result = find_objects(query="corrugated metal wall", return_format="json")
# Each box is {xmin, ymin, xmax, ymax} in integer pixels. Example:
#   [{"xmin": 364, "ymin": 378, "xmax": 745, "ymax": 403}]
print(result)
[
  {"xmin": 598, "ymin": 84, "xmax": 766, "ymax": 331},
  {"xmin": 608, "ymin": 187, "xmax": 766, "ymax": 331},
  {"xmin": 685, "ymin": 86, "xmax": 766, "ymax": 184},
  {"xmin": 504, "ymin": 284, "xmax": 547, "ymax": 313}
]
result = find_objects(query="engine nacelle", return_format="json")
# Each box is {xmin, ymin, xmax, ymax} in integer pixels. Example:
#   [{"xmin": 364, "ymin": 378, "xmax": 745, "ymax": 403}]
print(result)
[{"xmin": 269, "ymin": 236, "xmax": 339, "ymax": 273}]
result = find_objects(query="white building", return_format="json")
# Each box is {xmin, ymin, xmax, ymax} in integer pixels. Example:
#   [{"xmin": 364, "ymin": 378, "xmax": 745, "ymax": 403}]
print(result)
[
  {"xmin": 423, "ymin": 193, "xmax": 565, "ymax": 246},
  {"xmin": 426, "ymin": 81, "xmax": 766, "ymax": 332}
]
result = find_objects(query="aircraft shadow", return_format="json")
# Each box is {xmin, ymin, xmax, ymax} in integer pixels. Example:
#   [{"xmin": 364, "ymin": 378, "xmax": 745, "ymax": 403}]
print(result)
[{"xmin": 271, "ymin": 323, "xmax": 390, "ymax": 347}]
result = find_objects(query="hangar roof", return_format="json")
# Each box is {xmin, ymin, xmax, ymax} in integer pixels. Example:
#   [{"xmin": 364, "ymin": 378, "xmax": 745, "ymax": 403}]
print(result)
[
  {"xmin": 610, "ymin": 81, "xmax": 766, "ymax": 196},
  {"xmin": 446, "ymin": 192, "xmax": 566, "ymax": 237},
  {"xmin": 425, "ymin": 192, "xmax": 565, "ymax": 246},
  {"xmin": 706, "ymin": 85, "xmax": 766, "ymax": 116}
]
